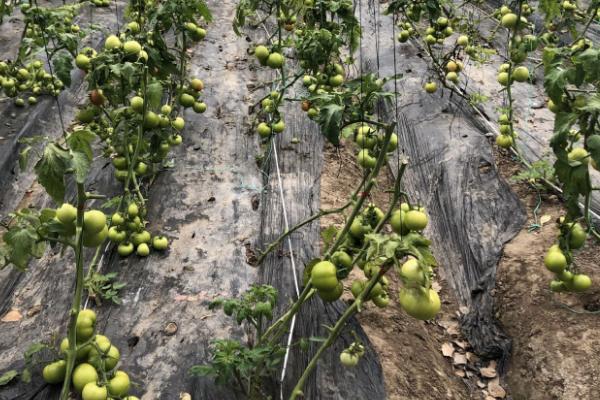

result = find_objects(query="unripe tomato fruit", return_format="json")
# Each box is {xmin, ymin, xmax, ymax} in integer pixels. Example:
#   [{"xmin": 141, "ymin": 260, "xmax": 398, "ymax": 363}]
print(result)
[
  {"xmin": 404, "ymin": 210, "xmax": 428, "ymax": 231},
  {"xmin": 43, "ymin": 360, "xmax": 67, "ymax": 384},
  {"xmin": 82, "ymin": 382, "xmax": 108, "ymax": 400},
  {"xmin": 544, "ymin": 249, "xmax": 567, "ymax": 273},
  {"xmin": 339, "ymin": 351, "xmax": 359, "ymax": 367},
  {"xmin": 398, "ymin": 288, "xmax": 441, "ymax": 320},
  {"xmin": 311, "ymin": 261, "xmax": 338, "ymax": 291},
  {"xmin": 83, "ymin": 210, "xmax": 106, "ymax": 234},
  {"xmin": 72, "ymin": 363, "xmax": 99, "ymax": 393},
  {"xmin": 108, "ymin": 370, "xmax": 130, "ymax": 397},
  {"xmin": 152, "ymin": 235, "xmax": 169, "ymax": 250}
]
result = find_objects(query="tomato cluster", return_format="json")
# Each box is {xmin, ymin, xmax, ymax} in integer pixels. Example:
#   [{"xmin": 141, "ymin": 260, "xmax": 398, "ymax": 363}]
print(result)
[{"xmin": 42, "ymin": 309, "xmax": 141, "ymax": 400}]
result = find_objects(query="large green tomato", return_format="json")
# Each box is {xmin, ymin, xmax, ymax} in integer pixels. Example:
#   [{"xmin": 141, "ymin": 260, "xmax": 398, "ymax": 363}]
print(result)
[
  {"xmin": 317, "ymin": 281, "xmax": 343, "ymax": 302},
  {"xmin": 330, "ymin": 251, "xmax": 352, "ymax": 269},
  {"xmin": 89, "ymin": 345, "xmax": 120, "ymax": 371},
  {"xmin": 152, "ymin": 236, "xmax": 169, "ymax": 251},
  {"xmin": 570, "ymin": 274, "xmax": 592, "ymax": 292},
  {"xmin": 310, "ymin": 261, "xmax": 338, "ymax": 291},
  {"xmin": 108, "ymin": 370, "xmax": 130, "ymax": 397},
  {"xmin": 42, "ymin": 360, "xmax": 67, "ymax": 384},
  {"xmin": 568, "ymin": 223, "xmax": 587, "ymax": 249},
  {"xmin": 118, "ymin": 242, "xmax": 135, "ymax": 257},
  {"xmin": 60, "ymin": 338, "xmax": 91, "ymax": 360},
  {"xmin": 403, "ymin": 210, "xmax": 428, "ymax": 231},
  {"xmin": 132, "ymin": 230, "xmax": 151, "ymax": 246},
  {"xmin": 398, "ymin": 288, "xmax": 441, "ymax": 320},
  {"xmin": 76, "ymin": 312, "xmax": 96, "ymax": 342},
  {"xmin": 56, "ymin": 203, "xmax": 77, "ymax": 224},
  {"xmin": 339, "ymin": 350, "xmax": 359, "ymax": 367},
  {"xmin": 83, "ymin": 225, "xmax": 108, "ymax": 248},
  {"xmin": 390, "ymin": 210, "xmax": 409, "ymax": 234},
  {"xmin": 84, "ymin": 210, "xmax": 107, "ymax": 234},
  {"xmin": 544, "ymin": 249, "xmax": 567, "ymax": 273},
  {"xmin": 400, "ymin": 258, "xmax": 425, "ymax": 284},
  {"xmin": 72, "ymin": 363, "xmax": 99, "ymax": 393},
  {"xmin": 82, "ymin": 382, "xmax": 108, "ymax": 400}
]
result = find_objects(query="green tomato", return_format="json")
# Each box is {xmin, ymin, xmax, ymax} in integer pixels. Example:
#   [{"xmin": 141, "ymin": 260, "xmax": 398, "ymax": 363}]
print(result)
[
  {"xmin": 76, "ymin": 54, "xmax": 91, "ymax": 70},
  {"xmin": 108, "ymin": 227, "xmax": 126, "ymax": 243},
  {"xmin": 82, "ymin": 382, "xmax": 108, "ymax": 400},
  {"xmin": 257, "ymin": 122, "xmax": 272, "ymax": 138},
  {"xmin": 544, "ymin": 249, "xmax": 567, "ymax": 273},
  {"xmin": 118, "ymin": 242, "xmax": 134, "ymax": 257},
  {"xmin": 568, "ymin": 148, "xmax": 589, "ymax": 165},
  {"xmin": 267, "ymin": 52, "xmax": 284, "ymax": 68},
  {"xmin": 404, "ymin": 210, "xmax": 428, "ymax": 231},
  {"xmin": 132, "ymin": 230, "xmax": 151, "ymax": 246},
  {"xmin": 128, "ymin": 203, "xmax": 139, "ymax": 217},
  {"xmin": 56, "ymin": 203, "xmax": 77, "ymax": 225},
  {"xmin": 512, "ymin": 66, "xmax": 529, "ymax": 82},
  {"xmin": 372, "ymin": 292, "xmax": 390, "ymax": 308},
  {"xmin": 179, "ymin": 93, "xmax": 195, "ymax": 108},
  {"xmin": 339, "ymin": 350, "xmax": 359, "ymax": 367},
  {"xmin": 317, "ymin": 281, "xmax": 344, "ymax": 302},
  {"xmin": 172, "ymin": 117, "xmax": 185, "ymax": 131},
  {"xmin": 254, "ymin": 45, "xmax": 270, "ymax": 61},
  {"xmin": 136, "ymin": 243, "xmax": 150, "ymax": 256},
  {"xmin": 398, "ymin": 288, "xmax": 441, "ymax": 320},
  {"xmin": 400, "ymin": 258, "xmax": 425, "ymax": 284},
  {"xmin": 76, "ymin": 316, "xmax": 95, "ymax": 343},
  {"xmin": 272, "ymin": 120, "xmax": 285, "ymax": 133},
  {"xmin": 311, "ymin": 261, "xmax": 338, "ymax": 291},
  {"xmin": 104, "ymin": 35, "xmax": 122, "ymax": 50},
  {"xmin": 424, "ymin": 82, "xmax": 437, "ymax": 93},
  {"xmin": 357, "ymin": 149, "xmax": 376, "ymax": 169},
  {"xmin": 72, "ymin": 363, "xmax": 99, "ymax": 393},
  {"xmin": 331, "ymin": 251, "xmax": 352, "ymax": 269},
  {"xmin": 152, "ymin": 235, "xmax": 169, "ymax": 250},
  {"xmin": 496, "ymin": 134, "xmax": 513, "ymax": 149},
  {"xmin": 567, "ymin": 223, "xmax": 587, "ymax": 249},
  {"xmin": 107, "ymin": 370, "xmax": 130, "ymax": 397},
  {"xmin": 193, "ymin": 102, "xmax": 207, "ymax": 113},
  {"xmin": 501, "ymin": 13, "xmax": 518, "ymax": 28},
  {"xmin": 83, "ymin": 225, "xmax": 108, "ymax": 248},
  {"xmin": 43, "ymin": 360, "xmax": 67, "ymax": 384},
  {"xmin": 123, "ymin": 40, "xmax": 142, "ymax": 56},
  {"xmin": 350, "ymin": 280, "xmax": 366, "ymax": 299},
  {"xmin": 570, "ymin": 274, "xmax": 592, "ymax": 292}
]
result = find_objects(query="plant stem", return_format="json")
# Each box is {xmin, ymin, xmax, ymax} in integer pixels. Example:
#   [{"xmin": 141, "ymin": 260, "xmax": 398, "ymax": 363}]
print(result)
[
  {"xmin": 289, "ymin": 263, "xmax": 392, "ymax": 400},
  {"xmin": 59, "ymin": 183, "xmax": 87, "ymax": 400},
  {"xmin": 255, "ymin": 174, "xmax": 369, "ymax": 266}
]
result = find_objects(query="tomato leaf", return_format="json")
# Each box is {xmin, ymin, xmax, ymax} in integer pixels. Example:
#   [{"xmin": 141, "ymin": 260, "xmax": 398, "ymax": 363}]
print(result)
[
  {"xmin": 587, "ymin": 135, "xmax": 600, "ymax": 168},
  {"xmin": 18, "ymin": 145, "xmax": 32, "ymax": 171},
  {"xmin": 320, "ymin": 225, "xmax": 337, "ymax": 253},
  {"xmin": 2, "ymin": 225, "xmax": 44, "ymax": 270},
  {"xmin": 544, "ymin": 66, "xmax": 572, "ymax": 104},
  {"xmin": 146, "ymin": 81, "xmax": 163, "ymax": 111},
  {"xmin": 34, "ymin": 143, "xmax": 71, "ymax": 204},
  {"xmin": 0, "ymin": 370, "xmax": 18, "ymax": 386},
  {"xmin": 52, "ymin": 50, "xmax": 73, "ymax": 88}
]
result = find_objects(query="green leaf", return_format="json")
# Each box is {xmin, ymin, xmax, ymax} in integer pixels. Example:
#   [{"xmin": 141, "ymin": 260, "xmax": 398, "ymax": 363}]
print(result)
[
  {"xmin": 52, "ymin": 50, "xmax": 73, "ymax": 87},
  {"xmin": 320, "ymin": 225, "xmax": 337, "ymax": 253},
  {"xmin": 587, "ymin": 135, "xmax": 600, "ymax": 168},
  {"xmin": 19, "ymin": 145, "xmax": 32, "ymax": 171},
  {"xmin": 539, "ymin": 0, "xmax": 561, "ymax": 21},
  {"xmin": 317, "ymin": 102, "xmax": 344, "ymax": 146},
  {"xmin": 580, "ymin": 94, "xmax": 600, "ymax": 113},
  {"xmin": 34, "ymin": 143, "xmax": 71, "ymax": 204},
  {"xmin": 146, "ymin": 82, "xmax": 163, "ymax": 111},
  {"xmin": 3, "ymin": 226, "xmax": 44, "ymax": 270},
  {"xmin": 20, "ymin": 369, "xmax": 31, "ymax": 384},
  {"xmin": 544, "ymin": 66, "xmax": 571, "ymax": 103},
  {"xmin": 67, "ymin": 130, "xmax": 96, "ymax": 160},
  {"xmin": 0, "ymin": 370, "xmax": 18, "ymax": 386},
  {"xmin": 70, "ymin": 151, "xmax": 90, "ymax": 184}
]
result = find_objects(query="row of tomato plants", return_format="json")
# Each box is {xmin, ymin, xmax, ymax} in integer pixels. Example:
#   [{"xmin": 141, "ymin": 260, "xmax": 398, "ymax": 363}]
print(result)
[
  {"xmin": 192, "ymin": 0, "xmax": 600, "ymax": 398},
  {"xmin": 389, "ymin": 0, "xmax": 599, "ymax": 292},
  {"xmin": 1, "ymin": 0, "xmax": 211, "ymax": 398},
  {"xmin": 190, "ymin": 0, "xmax": 446, "ymax": 398}
]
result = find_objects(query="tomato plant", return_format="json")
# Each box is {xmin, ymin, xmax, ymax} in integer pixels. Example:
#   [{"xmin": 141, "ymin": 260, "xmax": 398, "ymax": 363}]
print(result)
[{"xmin": 1, "ymin": 0, "xmax": 212, "ymax": 397}]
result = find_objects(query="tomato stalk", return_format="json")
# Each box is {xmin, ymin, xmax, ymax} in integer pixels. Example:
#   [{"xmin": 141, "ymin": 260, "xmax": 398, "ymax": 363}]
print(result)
[
  {"xmin": 289, "ymin": 262, "xmax": 394, "ymax": 400},
  {"xmin": 60, "ymin": 183, "xmax": 87, "ymax": 400},
  {"xmin": 254, "ymin": 174, "xmax": 369, "ymax": 266}
]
